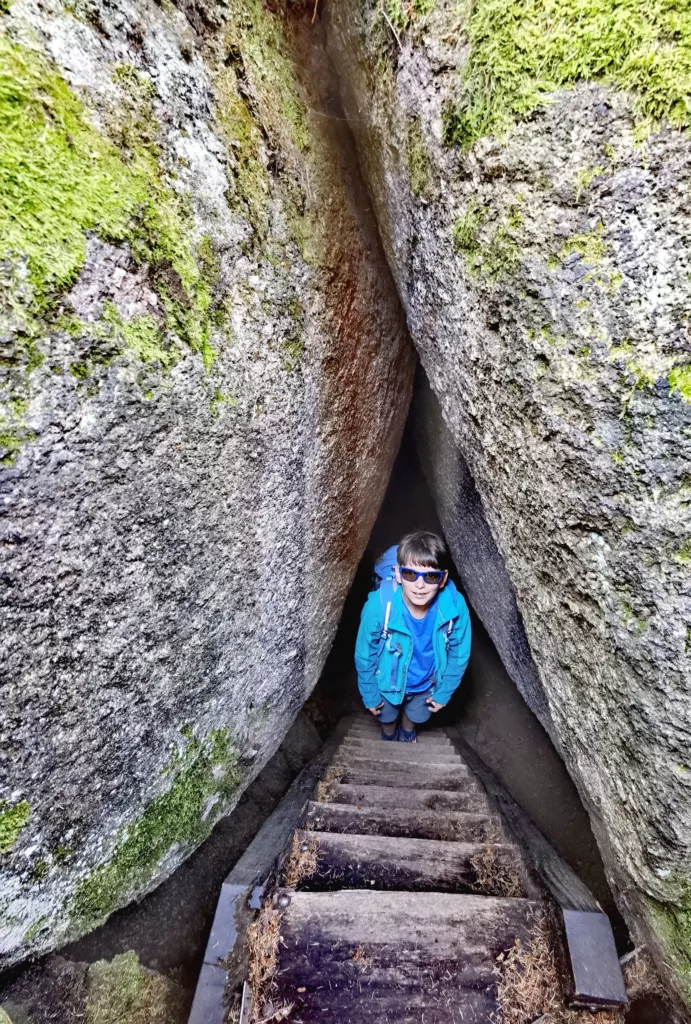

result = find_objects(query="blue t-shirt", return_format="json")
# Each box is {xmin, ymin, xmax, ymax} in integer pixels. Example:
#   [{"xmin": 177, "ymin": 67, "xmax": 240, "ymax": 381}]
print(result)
[{"xmin": 402, "ymin": 599, "xmax": 437, "ymax": 693}]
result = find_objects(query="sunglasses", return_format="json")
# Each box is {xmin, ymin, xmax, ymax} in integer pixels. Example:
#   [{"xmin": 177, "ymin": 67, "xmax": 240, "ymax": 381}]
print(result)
[{"xmin": 399, "ymin": 566, "xmax": 445, "ymax": 585}]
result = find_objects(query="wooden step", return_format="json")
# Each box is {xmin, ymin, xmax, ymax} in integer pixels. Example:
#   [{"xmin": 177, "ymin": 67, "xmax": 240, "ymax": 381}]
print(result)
[
  {"xmin": 271, "ymin": 889, "xmax": 539, "ymax": 1022},
  {"xmin": 333, "ymin": 752, "xmax": 470, "ymax": 774},
  {"xmin": 340, "ymin": 762, "xmax": 478, "ymax": 792},
  {"xmin": 331, "ymin": 783, "xmax": 488, "ymax": 813},
  {"xmin": 345, "ymin": 727, "xmax": 454, "ymax": 748},
  {"xmin": 304, "ymin": 801, "xmax": 502, "ymax": 843},
  {"xmin": 293, "ymin": 829, "xmax": 526, "ymax": 895},
  {"xmin": 336, "ymin": 740, "xmax": 464, "ymax": 765}
]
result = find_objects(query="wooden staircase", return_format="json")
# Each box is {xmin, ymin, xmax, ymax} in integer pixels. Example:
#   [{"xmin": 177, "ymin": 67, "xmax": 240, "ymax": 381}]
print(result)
[{"xmin": 260, "ymin": 717, "xmax": 543, "ymax": 1023}]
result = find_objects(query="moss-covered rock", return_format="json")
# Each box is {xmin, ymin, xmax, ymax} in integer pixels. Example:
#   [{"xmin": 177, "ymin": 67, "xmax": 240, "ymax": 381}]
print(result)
[
  {"xmin": 71, "ymin": 729, "xmax": 241, "ymax": 931},
  {"xmin": 327, "ymin": 0, "xmax": 691, "ymax": 1010},
  {"xmin": 85, "ymin": 951, "xmax": 187, "ymax": 1024},
  {"xmin": 0, "ymin": 801, "xmax": 30, "ymax": 855},
  {"xmin": 1, "ymin": 0, "xmax": 414, "ymax": 967}
]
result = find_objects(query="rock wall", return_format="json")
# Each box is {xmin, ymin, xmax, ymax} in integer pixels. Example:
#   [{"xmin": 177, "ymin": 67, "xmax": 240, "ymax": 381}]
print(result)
[
  {"xmin": 0, "ymin": 0, "xmax": 414, "ymax": 963},
  {"xmin": 327, "ymin": 0, "xmax": 691, "ymax": 1008},
  {"xmin": 413, "ymin": 370, "xmax": 550, "ymax": 729}
]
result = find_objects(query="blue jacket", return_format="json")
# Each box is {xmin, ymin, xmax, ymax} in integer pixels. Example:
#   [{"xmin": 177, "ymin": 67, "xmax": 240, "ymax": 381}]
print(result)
[{"xmin": 354, "ymin": 581, "xmax": 471, "ymax": 708}]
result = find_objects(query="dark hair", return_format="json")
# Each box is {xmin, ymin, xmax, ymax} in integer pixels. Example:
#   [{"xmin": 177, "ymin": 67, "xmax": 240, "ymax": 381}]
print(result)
[{"xmin": 397, "ymin": 531, "xmax": 448, "ymax": 570}]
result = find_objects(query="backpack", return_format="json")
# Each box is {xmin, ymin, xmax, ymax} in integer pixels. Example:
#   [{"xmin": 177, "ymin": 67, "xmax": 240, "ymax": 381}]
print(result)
[{"xmin": 372, "ymin": 544, "xmax": 399, "ymax": 645}]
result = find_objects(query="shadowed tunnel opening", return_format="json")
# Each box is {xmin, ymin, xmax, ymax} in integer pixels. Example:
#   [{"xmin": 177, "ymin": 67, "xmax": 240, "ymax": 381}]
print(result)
[{"xmin": 305, "ymin": 414, "xmax": 630, "ymax": 952}]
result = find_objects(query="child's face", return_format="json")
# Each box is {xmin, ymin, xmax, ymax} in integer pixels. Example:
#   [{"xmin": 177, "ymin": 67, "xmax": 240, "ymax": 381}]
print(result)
[{"xmin": 395, "ymin": 562, "xmax": 447, "ymax": 610}]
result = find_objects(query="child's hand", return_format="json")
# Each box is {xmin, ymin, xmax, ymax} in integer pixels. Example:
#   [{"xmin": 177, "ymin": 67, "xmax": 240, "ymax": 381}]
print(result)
[
  {"xmin": 426, "ymin": 698, "xmax": 446, "ymax": 712},
  {"xmin": 367, "ymin": 702, "xmax": 384, "ymax": 716}
]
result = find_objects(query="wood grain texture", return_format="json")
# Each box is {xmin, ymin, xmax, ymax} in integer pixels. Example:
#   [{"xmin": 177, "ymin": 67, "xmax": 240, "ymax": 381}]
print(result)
[
  {"xmin": 330, "ymin": 783, "xmax": 488, "ymax": 812},
  {"xmin": 304, "ymin": 801, "xmax": 503, "ymax": 842},
  {"xmin": 340, "ymin": 762, "xmax": 478, "ymax": 792},
  {"xmin": 294, "ymin": 828, "xmax": 526, "ymax": 894},
  {"xmin": 337, "ymin": 740, "xmax": 463, "ymax": 764},
  {"xmin": 272, "ymin": 890, "xmax": 539, "ymax": 1023}
]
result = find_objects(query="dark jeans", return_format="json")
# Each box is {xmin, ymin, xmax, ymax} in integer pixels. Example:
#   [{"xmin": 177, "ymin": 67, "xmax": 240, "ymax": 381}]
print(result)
[{"xmin": 377, "ymin": 686, "xmax": 434, "ymax": 725}]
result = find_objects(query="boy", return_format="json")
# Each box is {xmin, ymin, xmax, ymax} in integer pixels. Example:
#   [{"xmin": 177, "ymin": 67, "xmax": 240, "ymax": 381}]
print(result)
[{"xmin": 354, "ymin": 531, "xmax": 471, "ymax": 741}]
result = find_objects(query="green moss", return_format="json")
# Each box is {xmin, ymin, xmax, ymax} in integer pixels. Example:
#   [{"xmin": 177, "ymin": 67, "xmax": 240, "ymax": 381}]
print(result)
[
  {"xmin": 280, "ymin": 334, "xmax": 305, "ymax": 371},
  {"xmin": 482, "ymin": 224, "xmax": 520, "ymax": 279},
  {"xmin": 407, "ymin": 116, "xmax": 431, "ymax": 198},
  {"xmin": 575, "ymin": 165, "xmax": 606, "ymax": 198},
  {"xmin": 1, "ymin": 34, "xmax": 145, "ymax": 316},
  {"xmin": 71, "ymin": 729, "xmax": 241, "ymax": 930},
  {"xmin": 620, "ymin": 598, "xmax": 647, "ymax": 635},
  {"xmin": 441, "ymin": 0, "xmax": 691, "ymax": 150},
  {"xmin": 209, "ymin": 388, "xmax": 236, "ymax": 418},
  {"xmin": 85, "ymin": 951, "xmax": 185, "ymax": 1024},
  {"xmin": 54, "ymin": 844, "xmax": 75, "ymax": 865},
  {"xmin": 609, "ymin": 338, "xmax": 633, "ymax": 360},
  {"xmin": 673, "ymin": 541, "xmax": 691, "ymax": 564},
  {"xmin": 213, "ymin": 0, "xmax": 319, "ymax": 265},
  {"xmin": 86, "ymin": 952, "xmax": 141, "ymax": 1024},
  {"xmin": 453, "ymin": 200, "xmax": 521, "ymax": 278},
  {"xmin": 23, "ymin": 916, "xmax": 48, "ymax": 943},
  {"xmin": 30, "ymin": 858, "xmax": 49, "ymax": 882},
  {"xmin": 102, "ymin": 303, "xmax": 176, "ymax": 369},
  {"xmin": 0, "ymin": 33, "xmax": 223, "ymax": 369},
  {"xmin": 384, "ymin": 0, "xmax": 434, "ymax": 35},
  {"xmin": 559, "ymin": 222, "xmax": 608, "ymax": 264},
  {"xmin": 0, "ymin": 419, "xmax": 36, "ymax": 467},
  {"xmin": 227, "ymin": 0, "xmax": 311, "ymax": 156},
  {"xmin": 214, "ymin": 72, "xmax": 270, "ymax": 236},
  {"xmin": 453, "ymin": 201, "xmax": 486, "ymax": 261},
  {"xmin": 649, "ymin": 884, "xmax": 691, "ymax": 989},
  {"xmin": 107, "ymin": 62, "xmax": 159, "ymax": 159},
  {"xmin": 669, "ymin": 364, "xmax": 691, "ymax": 402},
  {"xmin": 0, "ymin": 799, "xmax": 30, "ymax": 854}
]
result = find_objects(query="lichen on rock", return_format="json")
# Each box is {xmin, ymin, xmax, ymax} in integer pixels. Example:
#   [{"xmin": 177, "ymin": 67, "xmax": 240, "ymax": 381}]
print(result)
[
  {"xmin": 1, "ymin": 0, "xmax": 413, "ymax": 966},
  {"xmin": 0, "ymin": 801, "xmax": 30, "ymax": 855},
  {"xmin": 70, "ymin": 728, "xmax": 241, "ymax": 931},
  {"xmin": 328, "ymin": 0, "xmax": 691, "ymax": 1009}
]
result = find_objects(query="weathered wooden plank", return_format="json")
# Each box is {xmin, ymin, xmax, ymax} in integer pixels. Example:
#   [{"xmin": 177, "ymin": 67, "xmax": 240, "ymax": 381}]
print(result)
[
  {"xmin": 333, "ymin": 753, "xmax": 471, "ymax": 775},
  {"xmin": 563, "ymin": 910, "xmax": 627, "ymax": 1007},
  {"xmin": 187, "ymin": 963, "xmax": 227, "ymax": 1024},
  {"xmin": 271, "ymin": 970, "xmax": 495, "ymax": 1023},
  {"xmin": 337, "ymin": 740, "xmax": 464, "ymax": 764},
  {"xmin": 446, "ymin": 730, "xmax": 601, "ymax": 912},
  {"xmin": 272, "ymin": 890, "xmax": 539, "ymax": 1023},
  {"xmin": 304, "ymin": 801, "xmax": 502, "ymax": 842},
  {"xmin": 331, "ymin": 783, "xmax": 488, "ymax": 813},
  {"xmin": 340, "ymin": 762, "xmax": 478, "ymax": 792},
  {"xmin": 345, "ymin": 728, "xmax": 454, "ymax": 748},
  {"xmin": 293, "ymin": 829, "xmax": 526, "ymax": 894},
  {"xmin": 187, "ymin": 718, "xmax": 355, "ymax": 1023}
]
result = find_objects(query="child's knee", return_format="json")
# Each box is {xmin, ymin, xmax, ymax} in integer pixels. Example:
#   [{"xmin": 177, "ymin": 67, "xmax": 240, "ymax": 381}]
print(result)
[
  {"xmin": 404, "ymin": 693, "xmax": 432, "ymax": 724},
  {"xmin": 376, "ymin": 696, "xmax": 399, "ymax": 724}
]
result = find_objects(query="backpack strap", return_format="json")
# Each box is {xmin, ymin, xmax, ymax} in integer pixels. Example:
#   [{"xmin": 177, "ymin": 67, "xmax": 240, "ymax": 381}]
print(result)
[
  {"xmin": 374, "ymin": 578, "xmax": 396, "ymax": 670},
  {"xmin": 378, "ymin": 578, "xmax": 396, "ymax": 636}
]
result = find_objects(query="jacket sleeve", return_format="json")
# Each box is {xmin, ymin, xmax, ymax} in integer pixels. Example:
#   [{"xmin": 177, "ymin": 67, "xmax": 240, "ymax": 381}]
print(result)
[
  {"xmin": 434, "ymin": 595, "xmax": 472, "ymax": 706},
  {"xmin": 354, "ymin": 592, "xmax": 384, "ymax": 708}
]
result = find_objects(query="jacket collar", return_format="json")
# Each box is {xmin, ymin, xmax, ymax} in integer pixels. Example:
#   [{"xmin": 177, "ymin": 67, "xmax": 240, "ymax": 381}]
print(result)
[{"xmin": 388, "ymin": 580, "xmax": 459, "ymax": 632}]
